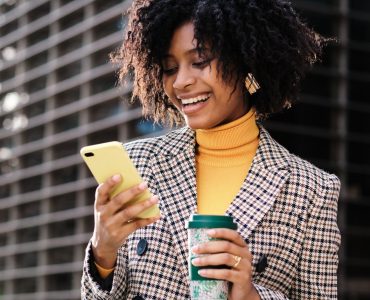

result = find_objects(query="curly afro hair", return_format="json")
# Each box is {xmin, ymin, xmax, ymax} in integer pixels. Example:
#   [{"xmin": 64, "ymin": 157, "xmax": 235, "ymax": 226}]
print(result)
[{"xmin": 112, "ymin": 0, "xmax": 328, "ymax": 125}]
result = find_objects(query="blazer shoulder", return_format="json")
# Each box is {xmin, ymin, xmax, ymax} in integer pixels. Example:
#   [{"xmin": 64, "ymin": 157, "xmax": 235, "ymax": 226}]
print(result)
[
  {"xmin": 123, "ymin": 127, "xmax": 192, "ymax": 159},
  {"xmin": 288, "ymin": 152, "xmax": 341, "ymax": 203}
]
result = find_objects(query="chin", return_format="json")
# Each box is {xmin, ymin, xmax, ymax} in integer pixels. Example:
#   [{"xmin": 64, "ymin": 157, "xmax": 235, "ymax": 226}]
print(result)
[{"xmin": 185, "ymin": 118, "xmax": 214, "ymax": 130}]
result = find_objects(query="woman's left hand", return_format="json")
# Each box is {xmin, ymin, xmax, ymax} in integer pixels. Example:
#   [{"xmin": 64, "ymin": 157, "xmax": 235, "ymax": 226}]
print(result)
[{"xmin": 191, "ymin": 228, "xmax": 261, "ymax": 300}]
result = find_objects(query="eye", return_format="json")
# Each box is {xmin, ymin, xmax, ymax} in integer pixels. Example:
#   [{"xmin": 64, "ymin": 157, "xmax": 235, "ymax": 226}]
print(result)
[
  {"xmin": 192, "ymin": 58, "xmax": 212, "ymax": 68},
  {"xmin": 162, "ymin": 66, "xmax": 177, "ymax": 75}
]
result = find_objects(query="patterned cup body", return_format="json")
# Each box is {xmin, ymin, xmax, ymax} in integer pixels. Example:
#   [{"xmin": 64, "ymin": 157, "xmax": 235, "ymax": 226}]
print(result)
[{"xmin": 186, "ymin": 215, "xmax": 238, "ymax": 300}]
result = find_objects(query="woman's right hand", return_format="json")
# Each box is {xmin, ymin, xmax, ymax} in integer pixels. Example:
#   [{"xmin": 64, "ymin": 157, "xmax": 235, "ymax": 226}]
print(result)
[{"xmin": 91, "ymin": 174, "xmax": 160, "ymax": 269}]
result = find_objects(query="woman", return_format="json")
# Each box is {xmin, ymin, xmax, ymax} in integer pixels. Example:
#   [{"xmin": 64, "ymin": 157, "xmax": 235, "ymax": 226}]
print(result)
[{"xmin": 81, "ymin": 0, "xmax": 341, "ymax": 299}]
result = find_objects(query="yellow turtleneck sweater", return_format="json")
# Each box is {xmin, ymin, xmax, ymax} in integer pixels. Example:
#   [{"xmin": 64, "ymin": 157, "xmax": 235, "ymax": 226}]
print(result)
[
  {"xmin": 195, "ymin": 109, "xmax": 259, "ymax": 215},
  {"xmin": 96, "ymin": 109, "xmax": 259, "ymax": 278}
]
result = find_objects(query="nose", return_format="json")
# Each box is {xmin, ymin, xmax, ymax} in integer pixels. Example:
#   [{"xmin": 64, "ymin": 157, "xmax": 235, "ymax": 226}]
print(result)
[{"xmin": 172, "ymin": 66, "xmax": 195, "ymax": 90}]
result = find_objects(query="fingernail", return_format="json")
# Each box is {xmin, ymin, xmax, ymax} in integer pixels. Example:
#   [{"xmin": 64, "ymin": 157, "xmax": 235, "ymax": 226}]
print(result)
[
  {"xmin": 198, "ymin": 270, "xmax": 207, "ymax": 276},
  {"xmin": 207, "ymin": 229, "xmax": 216, "ymax": 236},
  {"xmin": 139, "ymin": 182, "xmax": 148, "ymax": 190},
  {"xmin": 150, "ymin": 196, "xmax": 158, "ymax": 203},
  {"xmin": 192, "ymin": 258, "xmax": 200, "ymax": 266},
  {"xmin": 112, "ymin": 174, "xmax": 121, "ymax": 182},
  {"xmin": 192, "ymin": 245, "xmax": 199, "ymax": 253}
]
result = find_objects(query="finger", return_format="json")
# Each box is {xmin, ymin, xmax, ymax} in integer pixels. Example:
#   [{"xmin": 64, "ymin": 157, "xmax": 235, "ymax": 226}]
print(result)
[
  {"xmin": 192, "ymin": 240, "xmax": 245, "ymax": 258},
  {"xmin": 198, "ymin": 268, "xmax": 237, "ymax": 282},
  {"xmin": 122, "ymin": 215, "xmax": 161, "ymax": 234},
  {"xmin": 198, "ymin": 264, "xmax": 252, "ymax": 283},
  {"xmin": 192, "ymin": 253, "xmax": 247, "ymax": 269},
  {"xmin": 108, "ymin": 182, "xmax": 149, "ymax": 214},
  {"xmin": 206, "ymin": 228, "xmax": 247, "ymax": 248},
  {"xmin": 95, "ymin": 174, "xmax": 122, "ymax": 206},
  {"xmin": 109, "ymin": 196, "xmax": 159, "ymax": 224}
]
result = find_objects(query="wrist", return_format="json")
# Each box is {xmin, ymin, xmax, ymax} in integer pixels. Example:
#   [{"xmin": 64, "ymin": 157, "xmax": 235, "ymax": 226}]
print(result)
[
  {"xmin": 247, "ymin": 285, "xmax": 261, "ymax": 300},
  {"xmin": 92, "ymin": 245, "xmax": 118, "ymax": 269}
]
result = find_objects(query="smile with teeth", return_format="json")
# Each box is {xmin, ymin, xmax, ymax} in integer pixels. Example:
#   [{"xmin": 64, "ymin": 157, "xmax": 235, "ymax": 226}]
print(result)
[{"xmin": 179, "ymin": 94, "xmax": 211, "ymax": 106}]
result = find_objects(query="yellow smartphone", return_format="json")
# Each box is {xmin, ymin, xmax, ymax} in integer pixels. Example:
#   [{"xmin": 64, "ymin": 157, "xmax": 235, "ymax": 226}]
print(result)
[{"xmin": 80, "ymin": 141, "xmax": 160, "ymax": 219}]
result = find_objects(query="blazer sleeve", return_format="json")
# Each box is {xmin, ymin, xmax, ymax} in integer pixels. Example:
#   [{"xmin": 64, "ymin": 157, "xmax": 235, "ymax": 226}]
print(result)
[
  {"xmin": 81, "ymin": 240, "xmax": 129, "ymax": 299},
  {"xmin": 253, "ymin": 284, "xmax": 289, "ymax": 299},
  {"xmin": 252, "ymin": 174, "xmax": 341, "ymax": 300},
  {"xmin": 288, "ymin": 173, "xmax": 341, "ymax": 299}
]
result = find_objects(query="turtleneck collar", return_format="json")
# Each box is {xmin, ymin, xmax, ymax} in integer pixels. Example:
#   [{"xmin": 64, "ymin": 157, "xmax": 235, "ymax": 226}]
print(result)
[{"xmin": 195, "ymin": 108, "xmax": 259, "ymax": 166}]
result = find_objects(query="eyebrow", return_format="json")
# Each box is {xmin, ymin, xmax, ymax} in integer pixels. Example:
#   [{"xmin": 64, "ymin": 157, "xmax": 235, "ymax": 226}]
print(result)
[{"xmin": 163, "ymin": 47, "xmax": 202, "ymax": 59}]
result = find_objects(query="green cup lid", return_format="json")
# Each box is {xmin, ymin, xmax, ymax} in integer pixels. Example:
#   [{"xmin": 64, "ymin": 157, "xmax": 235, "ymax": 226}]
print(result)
[{"xmin": 186, "ymin": 214, "xmax": 237, "ymax": 229}]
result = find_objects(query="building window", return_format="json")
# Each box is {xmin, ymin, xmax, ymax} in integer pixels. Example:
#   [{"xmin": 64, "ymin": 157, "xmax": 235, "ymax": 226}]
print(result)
[
  {"xmin": 16, "ymin": 226, "xmax": 39, "ymax": 243},
  {"xmin": 348, "ymin": 79, "xmax": 368, "ymax": 103},
  {"xmin": 93, "ymin": 18, "xmax": 121, "ymax": 40},
  {"xmin": 15, "ymin": 251, "xmax": 38, "ymax": 268},
  {"xmin": 94, "ymin": 0, "xmax": 122, "ymax": 12},
  {"xmin": 0, "ymin": 19, "xmax": 18, "ymax": 36},
  {"xmin": 350, "ymin": 0, "xmax": 370, "ymax": 12},
  {"xmin": 55, "ymin": 87, "xmax": 81, "ymax": 108},
  {"xmin": 0, "ymin": 66, "xmax": 15, "ymax": 81},
  {"xmin": 22, "ymin": 125, "xmax": 44, "ymax": 143},
  {"xmin": 0, "ymin": 184, "xmax": 10, "ymax": 198},
  {"xmin": 20, "ymin": 150, "xmax": 43, "ymax": 168},
  {"xmin": 27, "ymin": 2, "xmax": 50, "ymax": 22},
  {"xmin": 83, "ymin": 215, "xmax": 94, "ymax": 233},
  {"xmin": 46, "ymin": 273, "xmax": 73, "ymax": 291},
  {"xmin": 47, "ymin": 246, "xmax": 74, "ymax": 264},
  {"xmin": 52, "ymin": 140, "xmax": 78, "ymax": 159},
  {"xmin": 90, "ymin": 74, "xmax": 116, "ymax": 94},
  {"xmin": 0, "ymin": 208, "xmax": 9, "ymax": 223},
  {"xmin": 48, "ymin": 220, "xmax": 75, "ymax": 238},
  {"xmin": 25, "ymin": 51, "xmax": 48, "ymax": 71},
  {"xmin": 91, "ymin": 47, "xmax": 115, "ymax": 68},
  {"xmin": 51, "ymin": 166, "xmax": 78, "ymax": 186},
  {"xmin": 0, "ymin": 234, "xmax": 7, "ymax": 247},
  {"xmin": 56, "ymin": 61, "xmax": 82, "ymax": 81},
  {"xmin": 13, "ymin": 278, "xmax": 37, "ymax": 294},
  {"xmin": 18, "ymin": 202, "xmax": 40, "ymax": 219},
  {"xmin": 27, "ymin": 27, "xmax": 49, "ymax": 47},
  {"xmin": 88, "ymin": 128, "xmax": 118, "ymax": 145},
  {"xmin": 58, "ymin": 35, "xmax": 83, "ymax": 56},
  {"xmin": 349, "ymin": 48, "xmax": 370, "ymax": 74},
  {"xmin": 84, "ymin": 187, "xmax": 96, "ymax": 206},
  {"xmin": 54, "ymin": 113, "xmax": 79, "ymax": 133},
  {"xmin": 59, "ymin": 9, "xmax": 84, "ymax": 31},
  {"xmin": 23, "ymin": 100, "xmax": 46, "ymax": 118},
  {"xmin": 301, "ymin": 72, "xmax": 336, "ymax": 99},
  {"xmin": 350, "ymin": 18, "xmax": 370, "ymax": 44},
  {"xmin": 50, "ymin": 192, "xmax": 76, "ymax": 212},
  {"xmin": 25, "ymin": 76, "xmax": 47, "ymax": 93},
  {"xmin": 89, "ymin": 99, "xmax": 122, "ymax": 122},
  {"xmin": 19, "ymin": 175, "xmax": 42, "ymax": 193}
]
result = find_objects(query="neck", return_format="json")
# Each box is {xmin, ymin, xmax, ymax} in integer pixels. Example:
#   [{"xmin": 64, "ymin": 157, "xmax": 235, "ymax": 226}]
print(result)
[{"xmin": 195, "ymin": 108, "xmax": 259, "ymax": 167}]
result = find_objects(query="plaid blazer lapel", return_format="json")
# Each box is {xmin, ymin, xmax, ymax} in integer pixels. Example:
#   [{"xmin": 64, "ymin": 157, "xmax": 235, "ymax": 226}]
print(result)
[
  {"xmin": 151, "ymin": 126, "xmax": 290, "ymax": 281},
  {"xmin": 151, "ymin": 127, "xmax": 197, "ymax": 282},
  {"xmin": 226, "ymin": 126, "xmax": 291, "ymax": 240}
]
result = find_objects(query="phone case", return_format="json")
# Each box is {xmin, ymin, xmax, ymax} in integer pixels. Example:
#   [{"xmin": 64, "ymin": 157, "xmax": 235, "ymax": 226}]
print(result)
[{"xmin": 80, "ymin": 141, "xmax": 160, "ymax": 218}]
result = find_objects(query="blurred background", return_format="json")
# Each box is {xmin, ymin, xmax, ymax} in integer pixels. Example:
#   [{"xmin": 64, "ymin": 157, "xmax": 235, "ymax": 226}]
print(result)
[{"xmin": 0, "ymin": 0, "xmax": 368, "ymax": 299}]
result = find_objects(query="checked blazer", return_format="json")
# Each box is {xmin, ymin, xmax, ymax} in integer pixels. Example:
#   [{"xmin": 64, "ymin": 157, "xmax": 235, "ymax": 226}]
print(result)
[{"xmin": 81, "ymin": 126, "xmax": 341, "ymax": 300}]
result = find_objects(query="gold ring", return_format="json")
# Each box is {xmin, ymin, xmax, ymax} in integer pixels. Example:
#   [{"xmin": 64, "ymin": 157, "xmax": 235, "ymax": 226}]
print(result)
[{"xmin": 232, "ymin": 255, "xmax": 242, "ymax": 268}]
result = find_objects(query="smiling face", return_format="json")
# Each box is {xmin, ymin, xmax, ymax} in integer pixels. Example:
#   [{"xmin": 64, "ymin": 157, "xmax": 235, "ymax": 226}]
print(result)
[{"xmin": 162, "ymin": 22, "xmax": 248, "ymax": 129}]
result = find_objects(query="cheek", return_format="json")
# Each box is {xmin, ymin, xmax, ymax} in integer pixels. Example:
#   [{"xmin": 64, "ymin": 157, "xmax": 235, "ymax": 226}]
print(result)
[
  {"xmin": 162, "ymin": 77, "xmax": 181, "ymax": 108},
  {"xmin": 162, "ymin": 77, "xmax": 173, "ymax": 97}
]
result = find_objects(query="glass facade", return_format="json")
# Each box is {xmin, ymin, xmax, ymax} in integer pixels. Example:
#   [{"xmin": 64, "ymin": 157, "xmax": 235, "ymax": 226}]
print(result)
[
  {"xmin": 0, "ymin": 0, "xmax": 368, "ymax": 299},
  {"xmin": 0, "ymin": 1, "xmax": 163, "ymax": 299}
]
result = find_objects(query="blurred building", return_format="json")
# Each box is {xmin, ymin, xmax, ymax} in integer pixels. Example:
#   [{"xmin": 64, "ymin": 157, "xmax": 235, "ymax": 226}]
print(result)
[{"xmin": 0, "ymin": 0, "xmax": 369, "ymax": 299}]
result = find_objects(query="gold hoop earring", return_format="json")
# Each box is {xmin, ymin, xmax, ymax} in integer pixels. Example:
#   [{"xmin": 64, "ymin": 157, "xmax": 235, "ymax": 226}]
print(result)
[{"xmin": 245, "ymin": 73, "xmax": 260, "ymax": 95}]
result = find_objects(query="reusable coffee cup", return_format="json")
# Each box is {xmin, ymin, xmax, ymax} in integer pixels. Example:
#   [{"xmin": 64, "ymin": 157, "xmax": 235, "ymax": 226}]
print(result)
[{"xmin": 186, "ymin": 214, "xmax": 238, "ymax": 300}]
